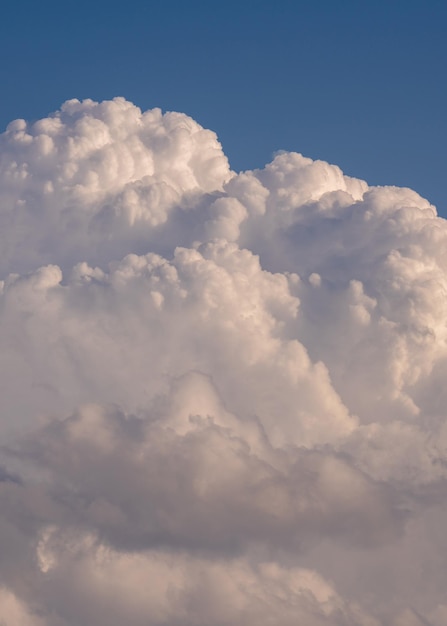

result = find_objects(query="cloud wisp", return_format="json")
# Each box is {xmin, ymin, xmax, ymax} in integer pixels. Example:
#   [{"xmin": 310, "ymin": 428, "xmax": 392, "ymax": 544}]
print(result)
[{"xmin": 0, "ymin": 97, "xmax": 447, "ymax": 625}]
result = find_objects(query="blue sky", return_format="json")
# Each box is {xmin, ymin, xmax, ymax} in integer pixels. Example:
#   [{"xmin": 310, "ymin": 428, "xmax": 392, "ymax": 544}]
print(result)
[{"xmin": 1, "ymin": 0, "xmax": 446, "ymax": 213}]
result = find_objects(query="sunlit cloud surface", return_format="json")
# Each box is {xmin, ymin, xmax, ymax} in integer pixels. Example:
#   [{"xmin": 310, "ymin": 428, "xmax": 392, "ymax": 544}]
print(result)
[{"xmin": 0, "ymin": 98, "xmax": 447, "ymax": 626}]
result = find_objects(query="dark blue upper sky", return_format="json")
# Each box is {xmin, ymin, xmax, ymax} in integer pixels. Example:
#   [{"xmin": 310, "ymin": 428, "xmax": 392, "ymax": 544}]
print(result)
[{"xmin": 1, "ymin": 0, "xmax": 446, "ymax": 213}]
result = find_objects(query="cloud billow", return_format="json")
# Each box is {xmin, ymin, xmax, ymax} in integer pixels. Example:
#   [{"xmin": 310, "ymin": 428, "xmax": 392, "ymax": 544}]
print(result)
[{"xmin": 0, "ymin": 97, "xmax": 446, "ymax": 625}]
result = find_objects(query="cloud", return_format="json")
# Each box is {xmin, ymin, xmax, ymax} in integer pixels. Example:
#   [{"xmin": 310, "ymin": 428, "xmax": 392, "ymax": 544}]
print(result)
[{"xmin": 0, "ymin": 97, "xmax": 446, "ymax": 624}]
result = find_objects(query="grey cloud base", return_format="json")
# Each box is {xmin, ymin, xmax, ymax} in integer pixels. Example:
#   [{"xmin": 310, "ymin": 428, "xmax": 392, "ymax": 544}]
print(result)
[{"xmin": 0, "ymin": 98, "xmax": 446, "ymax": 625}]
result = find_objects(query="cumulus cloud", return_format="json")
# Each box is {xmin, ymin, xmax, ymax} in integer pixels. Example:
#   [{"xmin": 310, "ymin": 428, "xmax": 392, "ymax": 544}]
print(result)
[{"xmin": 0, "ymin": 97, "xmax": 447, "ymax": 624}]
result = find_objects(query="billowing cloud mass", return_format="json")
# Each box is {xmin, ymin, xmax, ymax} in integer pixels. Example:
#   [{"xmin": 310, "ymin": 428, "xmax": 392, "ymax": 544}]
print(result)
[{"xmin": 0, "ymin": 97, "xmax": 447, "ymax": 625}]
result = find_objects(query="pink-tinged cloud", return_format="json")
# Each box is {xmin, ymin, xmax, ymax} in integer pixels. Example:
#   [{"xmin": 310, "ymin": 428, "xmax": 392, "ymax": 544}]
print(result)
[{"xmin": 0, "ymin": 98, "xmax": 446, "ymax": 625}]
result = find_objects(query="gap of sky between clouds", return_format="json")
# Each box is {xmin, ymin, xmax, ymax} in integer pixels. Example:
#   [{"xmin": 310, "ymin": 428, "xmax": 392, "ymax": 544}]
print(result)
[{"xmin": 0, "ymin": 0, "xmax": 445, "ymax": 215}]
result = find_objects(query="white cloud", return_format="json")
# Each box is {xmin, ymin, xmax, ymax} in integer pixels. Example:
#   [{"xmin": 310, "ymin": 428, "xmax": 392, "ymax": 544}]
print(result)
[
  {"xmin": 0, "ymin": 97, "xmax": 446, "ymax": 624},
  {"xmin": 30, "ymin": 535, "xmax": 380, "ymax": 626}
]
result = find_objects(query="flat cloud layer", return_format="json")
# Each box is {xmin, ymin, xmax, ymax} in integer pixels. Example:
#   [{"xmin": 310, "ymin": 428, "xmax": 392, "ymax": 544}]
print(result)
[{"xmin": 0, "ymin": 97, "xmax": 447, "ymax": 625}]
